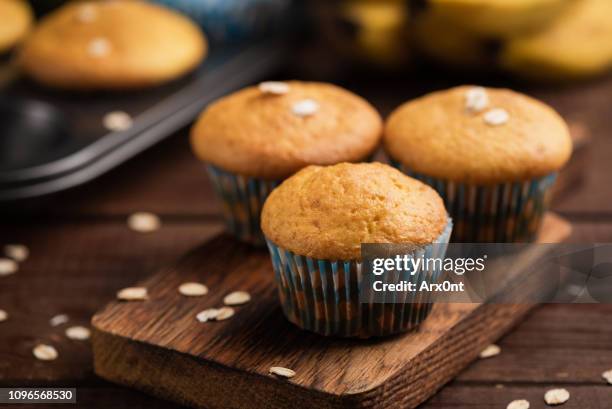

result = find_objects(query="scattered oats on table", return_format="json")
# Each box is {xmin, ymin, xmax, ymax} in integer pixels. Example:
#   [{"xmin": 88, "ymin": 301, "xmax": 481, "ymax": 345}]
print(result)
[
  {"xmin": 269, "ymin": 366, "xmax": 296, "ymax": 379},
  {"xmin": 117, "ymin": 287, "xmax": 148, "ymax": 301},
  {"xmin": 33, "ymin": 344, "xmax": 58, "ymax": 361},
  {"xmin": 196, "ymin": 308, "xmax": 219, "ymax": 323},
  {"xmin": 259, "ymin": 81, "xmax": 290, "ymax": 95},
  {"xmin": 507, "ymin": 399, "xmax": 530, "ymax": 409},
  {"xmin": 65, "ymin": 326, "xmax": 91, "ymax": 341},
  {"xmin": 127, "ymin": 212, "xmax": 160, "ymax": 233},
  {"xmin": 0, "ymin": 309, "xmax": 7, "ymax": 322},
  {"xmin": 479, "ymin": 344, "xmax": 501, "ymax": 359},
  {"xmin": 544, "ymin": 388, "xmax": 570, "ymax": 405},
  {"xmin": 0, "ymin": 258, "xmax": 18, "ymax": 276},
  {"xmin": 178, "ymin": 282, "xmax": 208, "ymax": 297},
  {"xmin": 215, "ymin": 307, "xmax": 235, "ymax": 321},
  {"xmin": 292, "ymin": 99, "xmax": 319, "ymax": 117},
  {"xmin": 49, "ymin": 314, "xmax": 69, "ymax": 327},
  {"xmin": 103, "ymin": 111, "xmax": 133, "ymax": 132},
  {"xmin": 4, "ymin": 244, "xmax": 29, "ymax": 262},
  {"xmin": 223, "ymin": 291, "xmax": 251, "ymax": 306},
  {"xmin": 483, "ymin": 108, "xmax": 510, "ymax": 126},
  {"xmin": 602, "ymin": 369, "xmax": 612, "ymax": 385}
]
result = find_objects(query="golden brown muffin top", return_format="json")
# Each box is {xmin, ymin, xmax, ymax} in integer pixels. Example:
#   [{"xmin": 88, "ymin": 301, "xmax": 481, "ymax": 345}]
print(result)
[
  {"xmin": 18, "ymin": 0, "xmax": 206, "ymax": 90},
  {"xmin": 190, "ymin": 81, "xmax": 383, "ymax": 180},
  {"xmin": 384, "ymin": 86, "xmax": 572, "ymax": 185},
  {"xmin": 261, "ymin": 162, "xmax": 449, "ymax": 260},
  {"xmin": 0, "ymin": 0, "xmax": 33, "ymax": 53}
]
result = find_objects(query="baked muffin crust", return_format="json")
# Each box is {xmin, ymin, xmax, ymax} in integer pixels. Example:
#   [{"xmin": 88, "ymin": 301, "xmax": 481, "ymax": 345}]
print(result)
[
  {"xmin": 19, "ymin": 0, "xmax": 207, "ymax": 90},
  {"xmin": 0, "ymin": 0, "xmax": 32, "ymax": 53},
  {"xmin": 261, "ymin": 162, "xmax": 448, "ymax": 260},
  {"xmin": 191, "ymin": 81, "xmax": 383, "ymax": 180},
  {"xmin": 384, "ymin": 86, "xmax": 572, "ymax": 184}
]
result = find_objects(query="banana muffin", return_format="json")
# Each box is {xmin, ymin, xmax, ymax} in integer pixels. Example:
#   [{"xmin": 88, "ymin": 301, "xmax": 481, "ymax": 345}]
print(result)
[
  {"xmin": 261, "ymin": 162, "xmax": 452, "ymax": 337},
  {"xmin": 19, "ymin": 0, "xmax": 207, "ymax": 90},
  {"xmin": 191, "ymin": 81, "xmax": 383, "ymax": 244},
  {"xmin": 384, "ymin": 85, "xmax": 572, "ymax": 242},
  {"xmin": 0, "ymin": 0, "xmax": 33, "ymax": 54}
]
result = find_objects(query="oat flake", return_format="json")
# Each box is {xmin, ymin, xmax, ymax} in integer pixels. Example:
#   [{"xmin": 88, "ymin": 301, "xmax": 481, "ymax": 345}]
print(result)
[
  {"xmin": 179, "ymin": 282, "xmax": 208, "ymax": 297},
  {"xmin": 292, "ymin": 99, "xmax": 319, "ymax": 117},
  {"xmin": 215, "ymin": 307, "xmax": 235, "ymax": 321},
  {"xmin": 76, "ymin": 4, "xmax": 97, "ymax": 22},
  {"xmin": 507, "ymin": 399, "xmax": 530, "ymax": 409},
  {"xmin": 223, "ymin": 291, "xmax": 251, "ymax": 306},
  {"xmin": 602, "ymin": 369, "xmax": 612, "ymax": 384},
  {"xmin": 465, "ymin": 86, "xmax": 489, "ymax": 113},
  {"xmin": 196, "ymin": 308, "xmax": 219, "ymax": 323},
  {"xmin": 33, "ymin": 344, "xmax": 58, "ymax": 361},
  {"xmin": 0, "ymin": 258, "xmax": 18, "ymax": 276},
  {"xmin": 0, "ymin": 309, "xmax": 7, "ymax": 322},
  {"xmin": 88, "ymin": 37, "xmax": 111, "ymax": 57},
  {"xmin": 544, "ymin": 388, "xmax": 570, "ymax": 405},
  {"xmin": 484, "ymin": 108, "xmax": 509, "ymax": 126},
  {"xmin": 479, "ymin": 344, "xmax": 501, "ymax": 359},
  {"xmin": 117, "ymin": 287, "xmax": 148, "ymax": 301},
  {"xmin": 4, "ymin": 244, "xmax": 29, "ymax": 262},
  {"xmin": 65, "ymin": 326, "xmax": 91, "ymax": 341},
  {"xmin": 127, "ymin": 212, "xmax": 160, "ymax": 233},
  {"xmin": 259, "ymin": 81, "xmax": 290, "ymax": 95},
  {"xmin": 50, "ymin": 314, "xmax": 69, "ymax": 327},
  {"xmin": 103, "ymin": 111, "xmax": 133, "ymax": 132},
  {"xmin": 269, "ymin": 366, "xmax": 296, "ymax": 378}
]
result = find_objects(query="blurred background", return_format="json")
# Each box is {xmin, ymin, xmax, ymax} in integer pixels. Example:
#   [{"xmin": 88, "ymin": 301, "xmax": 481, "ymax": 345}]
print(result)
[{"xmin": 0, "ymin": 0, "xmax": 610, "ymax": 205}]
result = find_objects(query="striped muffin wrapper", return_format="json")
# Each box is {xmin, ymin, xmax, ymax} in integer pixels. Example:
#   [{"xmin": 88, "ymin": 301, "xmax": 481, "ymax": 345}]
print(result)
[
  {"xmin": 206, "ymin": 164, "xmax": 280, "ymax": 245},
  {"xmin": 391, "ymin": 161, "xmax": 556, "ymax": 242},
  {"xmin": 265, "ymin": 220, "xmax": 453, "ymax": 338}
]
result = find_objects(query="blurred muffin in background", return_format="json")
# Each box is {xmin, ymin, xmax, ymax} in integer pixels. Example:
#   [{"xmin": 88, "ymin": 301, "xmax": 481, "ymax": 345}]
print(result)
[
  {"xmin": 313, "ymin": 0, "xmax": 412, "ymax": 69},
  {"xmin": 0, "ymin": 0, "xmax": 33, "ymax": 54},
  {"xmin": 190, "ymin": 81, "xmax": 383, "ymax": 244},
  {"xmin": 412, "ymin": 8, "xmax": 496, "ymax": 70},
  {"xmin": 152, "ymin": 0, "xmax": 293, "ymax": 43},
  {"xmin": 18, "ymin": 0, "xmax": 207, "ymax": 90},
  {"xmin": 426, "ymin": 0, "xmax": 571, "ymax": 38},
  {"xmin": 500, "ymin": 0, "xmax": 612, "ymax": 81}
]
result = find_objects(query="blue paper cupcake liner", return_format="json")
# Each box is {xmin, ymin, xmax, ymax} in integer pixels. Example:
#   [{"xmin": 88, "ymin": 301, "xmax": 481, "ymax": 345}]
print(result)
[
  {"xmin": 391, "ymin": 161, "xmax": 556, "ymax": 242},
  {"xmin": 265, "ymin": 220, "xmax": 453, "ymax": 338},
  {"xmin": 206, "ymin": 164, "xmax": 280, "ymax": 245}
]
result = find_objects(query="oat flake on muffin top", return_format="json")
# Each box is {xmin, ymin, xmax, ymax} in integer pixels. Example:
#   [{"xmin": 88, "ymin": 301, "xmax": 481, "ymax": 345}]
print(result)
[
  {"xmin": 384, "ymin": 86, "xmax": 572, "ymax": 185},
  {"xmin": 191, "ymin": 81, "xmax": 383, "ymax": 180}
]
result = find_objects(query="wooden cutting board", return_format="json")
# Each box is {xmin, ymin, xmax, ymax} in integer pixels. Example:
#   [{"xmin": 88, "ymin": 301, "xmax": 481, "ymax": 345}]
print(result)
[{"xmin": 91, "ymin": 213, "xmax": 571, "ymax": 409}]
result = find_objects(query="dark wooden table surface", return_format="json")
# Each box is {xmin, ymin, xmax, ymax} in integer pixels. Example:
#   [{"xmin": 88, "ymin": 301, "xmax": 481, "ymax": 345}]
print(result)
[{"xmin": 1, "ymin": 72, "xmax": 611, "ymax": 408}]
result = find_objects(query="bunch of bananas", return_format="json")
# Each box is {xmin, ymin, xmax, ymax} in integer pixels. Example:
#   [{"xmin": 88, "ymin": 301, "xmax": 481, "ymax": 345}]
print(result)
[{"xmin": 315, "ymin": 0, "xmax": 612, "ymax": 81}]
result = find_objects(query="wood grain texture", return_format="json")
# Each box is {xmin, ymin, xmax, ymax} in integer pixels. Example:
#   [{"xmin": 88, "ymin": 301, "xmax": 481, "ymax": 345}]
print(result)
[
  {"xmin": 91, "ymin": 215, "xmax": 571, "ymax": 409},
  {"xmin": 0, "ymin": 221, "xmax": 223, "ymax": 385}
]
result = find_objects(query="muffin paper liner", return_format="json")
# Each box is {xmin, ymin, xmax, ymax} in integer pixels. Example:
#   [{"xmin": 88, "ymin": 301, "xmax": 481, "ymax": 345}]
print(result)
[
  {"xmin": 265, "ymin": 220, "xmax": 453, "ymax": 338},
  {"xmin": 392, "ymin": 161, "xmax": 557, "ymax": 242},
  {"xmin": 206, "ymin": 164, "xmax": 280, "ymax": 245}
]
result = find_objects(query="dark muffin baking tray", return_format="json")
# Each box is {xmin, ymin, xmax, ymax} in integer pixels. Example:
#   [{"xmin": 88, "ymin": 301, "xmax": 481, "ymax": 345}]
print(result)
[{"xmin": 0, "ymin": 40, "xmax": 286, "ymax": 201}]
